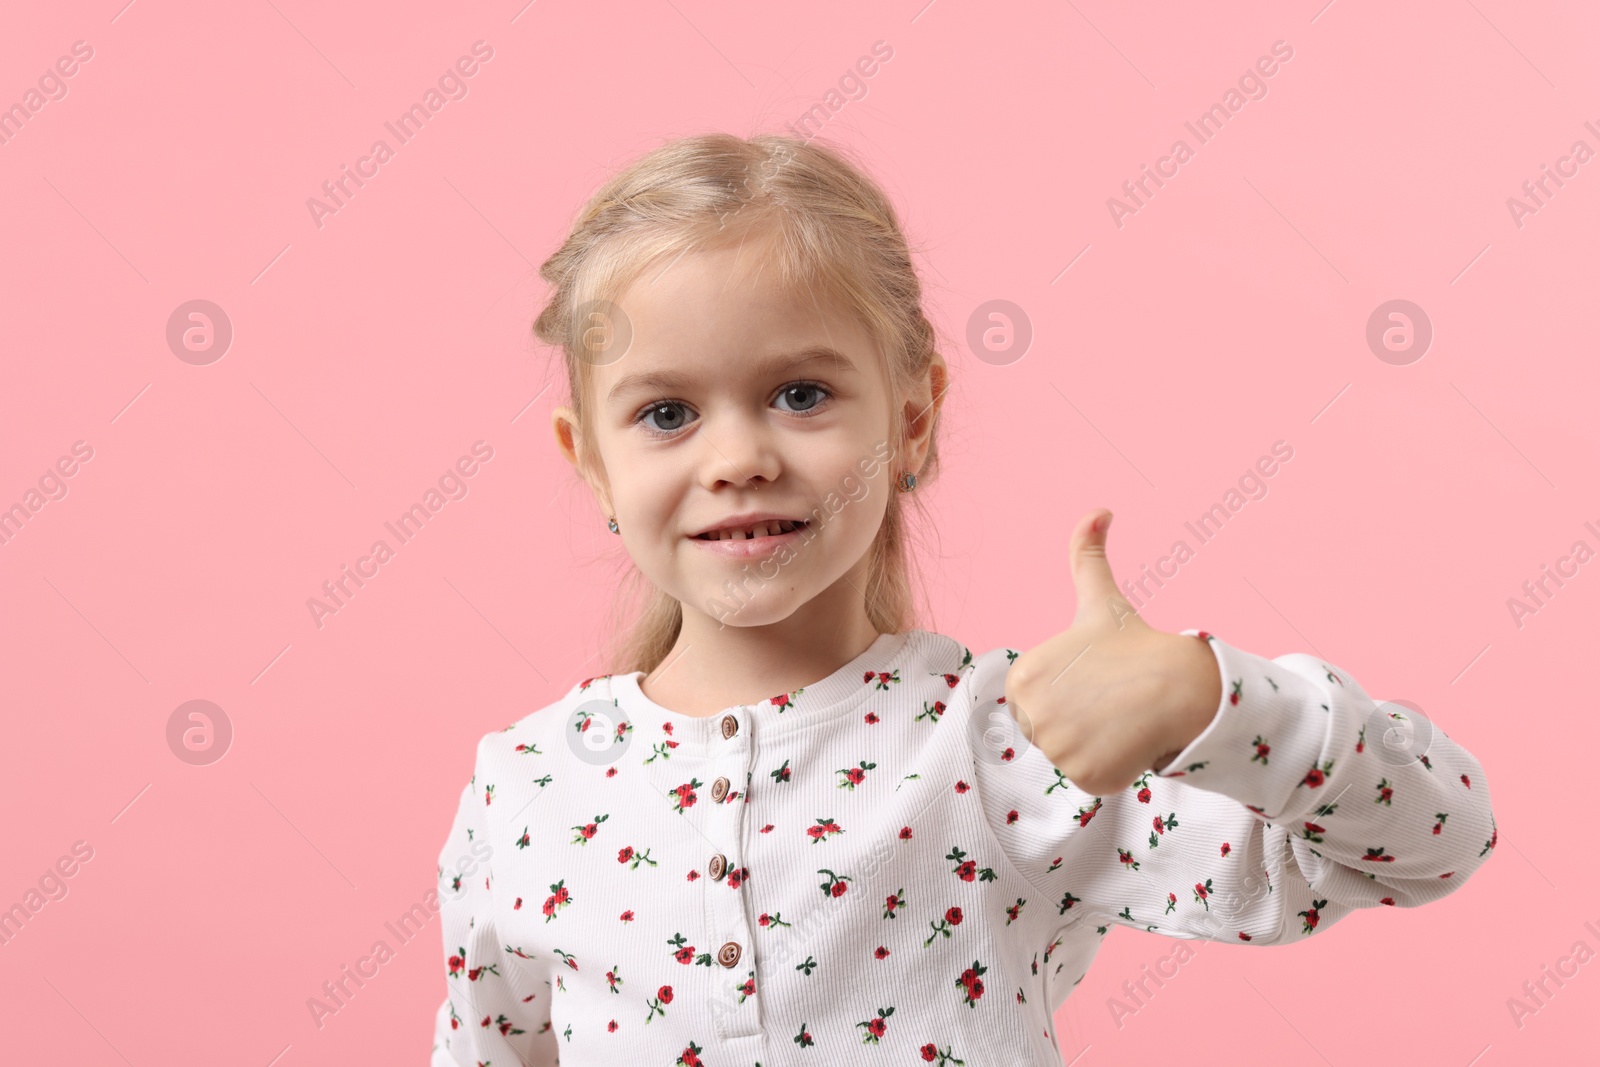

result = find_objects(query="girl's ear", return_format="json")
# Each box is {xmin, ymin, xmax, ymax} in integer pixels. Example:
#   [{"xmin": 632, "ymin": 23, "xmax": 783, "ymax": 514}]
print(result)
[
  {"xmin": 552, "ymin": 405, "xmax": 615, "ymax": 514},
  {"xmin": 899, "ymin": 352, "xmax": 948, "ymax": 474}
]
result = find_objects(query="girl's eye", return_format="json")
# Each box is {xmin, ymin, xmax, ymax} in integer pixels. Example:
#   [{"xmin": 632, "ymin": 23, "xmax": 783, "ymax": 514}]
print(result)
[
  {"xmin": 774, "ymin": 382, "xmax": 831, "ymax": 414},
  {"xmin": 635, "ymin": 401, "xmax": 697, "ymax": 436}
]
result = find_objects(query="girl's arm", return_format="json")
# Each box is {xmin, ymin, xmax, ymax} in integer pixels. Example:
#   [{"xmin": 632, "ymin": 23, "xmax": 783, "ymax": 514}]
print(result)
[
  {"xmin": 968, "ymin": 630, "xmax": 1496, "ymax": 944},
  {"xmin": 432, "ymin": 759, "xmax": 558, "ymax": 1066}
]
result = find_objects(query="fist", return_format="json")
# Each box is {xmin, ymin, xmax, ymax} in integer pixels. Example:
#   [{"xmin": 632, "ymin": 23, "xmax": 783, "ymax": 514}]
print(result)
[{"xmin": 1003, "ymin": 509, "xmax": 1222, "ymax": 796}]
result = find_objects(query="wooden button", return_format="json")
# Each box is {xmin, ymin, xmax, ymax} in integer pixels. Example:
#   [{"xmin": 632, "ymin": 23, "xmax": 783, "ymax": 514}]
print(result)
[
  {"xmin": 717, "ymin": 941, "xmax": 741, "ymax": 967},
  {"xmin": 709, "ymin": 853, "xmax": 727, "ymax": 880},
  {"xmin": 711, "ymin": 776, "xmax": 730, "ymax": 802},
  {"xmin": 720, "ymin": 714, "xmax": 739, "ymax": 739}
]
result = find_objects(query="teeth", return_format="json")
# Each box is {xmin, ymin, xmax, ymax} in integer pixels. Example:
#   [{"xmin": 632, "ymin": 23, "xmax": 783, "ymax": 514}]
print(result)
[{"xmin": 704, "ymin": 521, "xmax": 803, "ymax": 540}]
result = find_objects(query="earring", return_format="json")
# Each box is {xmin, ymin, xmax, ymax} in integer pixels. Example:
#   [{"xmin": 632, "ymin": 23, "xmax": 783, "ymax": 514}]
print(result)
[
  {"xmin": 607, "ymin": 516, "xmax": 620, "ymax": 534},
  {"xmin": 896, "ymin": 471, "xmax": 917, "ymax": 493}
]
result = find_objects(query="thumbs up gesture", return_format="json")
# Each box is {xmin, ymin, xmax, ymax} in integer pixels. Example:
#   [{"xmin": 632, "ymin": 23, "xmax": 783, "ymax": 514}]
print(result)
[{"xmin": 1003, "ymin": 509, "xmax": 1224, "ymax": 796}]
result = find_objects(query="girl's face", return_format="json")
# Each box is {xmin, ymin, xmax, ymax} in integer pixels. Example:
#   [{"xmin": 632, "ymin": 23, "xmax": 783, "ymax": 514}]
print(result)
[{"xmin": 554, "ymin": 236, "xmax": 935, "ymax": 630}]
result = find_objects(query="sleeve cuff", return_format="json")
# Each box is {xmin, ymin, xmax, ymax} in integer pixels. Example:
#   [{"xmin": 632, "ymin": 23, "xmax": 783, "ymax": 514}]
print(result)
[{"xmin": 1153, "ymin": 629, "xmax": 1335, "ymax": 823}]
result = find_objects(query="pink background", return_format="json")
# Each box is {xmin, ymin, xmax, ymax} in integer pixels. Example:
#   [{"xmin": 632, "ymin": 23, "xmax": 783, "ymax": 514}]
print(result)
[{"xmin": 1, "ymin": 0, "xmax": 1593, "ymax": 1063}]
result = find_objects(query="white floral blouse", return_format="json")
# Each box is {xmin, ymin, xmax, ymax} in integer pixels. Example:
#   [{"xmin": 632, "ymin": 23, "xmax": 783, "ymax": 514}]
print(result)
[{"xmin": 430, "ymin": 628, "xmax": 1496, "ymax": 1066}]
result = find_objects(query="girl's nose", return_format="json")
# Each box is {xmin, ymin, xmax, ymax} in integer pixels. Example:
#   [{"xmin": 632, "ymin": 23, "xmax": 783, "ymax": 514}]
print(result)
[{"xmin": 696, "ymin": 411, "xmax": 782, "ymax": 490}]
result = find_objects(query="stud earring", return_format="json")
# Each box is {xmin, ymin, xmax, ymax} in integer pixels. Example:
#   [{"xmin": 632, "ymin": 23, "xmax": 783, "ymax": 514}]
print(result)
[
  {"xmin": 607, "ymin": 516, "xmax": 620, "ymax": 534},
  {"xmin": 896, "ymin": 471, "xmax": 917, "ymax": 493}
]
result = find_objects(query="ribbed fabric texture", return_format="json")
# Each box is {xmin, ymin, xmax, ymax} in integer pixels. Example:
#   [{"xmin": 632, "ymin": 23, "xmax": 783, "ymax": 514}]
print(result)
[{"xmin": 431, "ymin": 628, "xmax": 1496, "ymax": 1066}]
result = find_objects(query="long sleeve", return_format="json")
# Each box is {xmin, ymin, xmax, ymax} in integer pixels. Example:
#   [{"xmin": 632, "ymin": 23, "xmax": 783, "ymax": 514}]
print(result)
[
  {"xmin": 432, "ymin": 743, "xmax": 559, "ymax": 1067},
  {"xmin": 968, "ymin": 629, "xmax": 1498, "ymax": 945}
]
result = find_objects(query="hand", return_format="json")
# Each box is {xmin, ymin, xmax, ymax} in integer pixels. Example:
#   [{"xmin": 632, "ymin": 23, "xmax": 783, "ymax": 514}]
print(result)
[{"xmin": 1003, "ymin": 509, "xmax": 1223, "ymax": 796}]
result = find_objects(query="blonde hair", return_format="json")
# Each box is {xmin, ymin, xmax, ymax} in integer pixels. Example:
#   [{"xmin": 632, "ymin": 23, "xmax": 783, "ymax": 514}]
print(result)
[{"xmin": 531, "ymin": 132, "xmax": 949, "ymax": 675}]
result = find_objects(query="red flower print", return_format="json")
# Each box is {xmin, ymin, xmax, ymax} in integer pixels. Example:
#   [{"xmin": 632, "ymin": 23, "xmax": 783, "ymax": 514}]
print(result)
[
  {"xmin": 670, "ymin": 779, "xmax": 702, "ymax": 813},
  {"xmin": 838, "ymin": 761, "xmax": 876, "ymax": 790},
  {"xmin": 921, "ymin": 1045, "xmax": 938, "ymax": 1062},
  {"xmin": 1006, "ymin": 809, "xmax": 1019, "ymax": 825},
  {"xmin": 875, "ymin": 946, "xmax": 890, "ymax": 959},
  {"xmin": 856, "ymin": 1006, "xmax": 895, "ymax": 1043},
  {"xmin": 571, "ymin": 812, "xmax": 608, "ymax": 845},
  {"xmin": 660, "ymin": 985, "xmax": 673, "ymax": 1003},
  {"xmin": 620, "ymin": 910, "xmax": 634, "ymax": 922},
  {"xmin": 942, "ymin": 672, "xmax": 961, "ymax": 687},
  {"xmin": 1077, "ymin": 798, "xmax": 1103, "ymax": 826},
  {"xmin": 955, "ymin": 960, "xmax": 988, "ymax": 1007},
  {"xmin": 807, "ymin": 817, "xmax": 844, "ymax": 843},
  {"xmin": 1299, "ymin": 764, "xmax": 1337, "ymax": 790},
  {"xmin": 542, "ymin": 878, "xmax": 573, "ymax": 923},
  {"xmin": 899, "ymin": 826, "xmax": 913, "ymax": 840},
  {"xmin": 1461, "ymin": 774, "xmax": 1471, "ymax": 788},
  {"xmin": 1379, "ymin": 897, "xmax": 1395, "ymax": 906},
  {"xmin": 447, "ymin": 950, "xmax": 465, "ymax": 977},
  {"xmin": 618, "ymin": 846, "xmax": 634, "ymax": 864},
  {"xmin": 945, "ymin": 845, "xmax": 996, "ymax": 883},
  {"xmin": 1220, "ymin": 842, "xmax": 1231, "ymax": 857},
  {"xmin": 865, "ymin": 711, "xmax": 880, "ymax": 724},
  {"xmin": 513, "ymin": 897, "xmax": 522, "ymax": 910},
  {"xmin": 1136, "ymin": 786, "xmax": 1151, "ymax": 803},
  {"xmin": 946, "ymin": 906, "xmax": 963, "ymax": 925},
  {"xmin": 818, "ymin": 868, "xmax": 852, "ymax": 898},
  {"xmin": 955, "ymin": 779, "xmax": 970, "ymax": 793}
]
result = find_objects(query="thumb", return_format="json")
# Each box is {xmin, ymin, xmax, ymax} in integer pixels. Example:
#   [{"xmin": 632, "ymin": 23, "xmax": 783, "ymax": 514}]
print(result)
[{"xmin": 1070, "ymin": 509, "xmax": 1132, "ymax": 628}]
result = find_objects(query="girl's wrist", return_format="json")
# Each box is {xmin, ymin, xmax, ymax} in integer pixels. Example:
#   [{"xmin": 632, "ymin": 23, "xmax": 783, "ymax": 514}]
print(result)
[{"xmin": 1155, "ymin": 632, "xmax": 1224, "ymax": 769}]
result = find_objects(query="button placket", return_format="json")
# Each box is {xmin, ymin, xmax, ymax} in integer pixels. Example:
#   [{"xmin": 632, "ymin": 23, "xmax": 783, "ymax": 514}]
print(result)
[{"xmin": 702, "ymin": 708, "xmax": 761, "ymax": 1041}]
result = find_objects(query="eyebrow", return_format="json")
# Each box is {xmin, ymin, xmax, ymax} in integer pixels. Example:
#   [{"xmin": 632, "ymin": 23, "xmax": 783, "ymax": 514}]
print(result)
[{"xmin": 605, "ymin": 345, "xmax": 859, "ymax": 403}]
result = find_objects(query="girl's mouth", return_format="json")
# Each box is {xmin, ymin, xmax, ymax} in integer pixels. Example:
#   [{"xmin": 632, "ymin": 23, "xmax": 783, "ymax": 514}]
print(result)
[
  {"xmin": 693, "ymin": 520, "xmax": 809, "ymax": 541},
  {"xmin": 688, "ymin": 519, "xmax": 811, "ymax": 558}
]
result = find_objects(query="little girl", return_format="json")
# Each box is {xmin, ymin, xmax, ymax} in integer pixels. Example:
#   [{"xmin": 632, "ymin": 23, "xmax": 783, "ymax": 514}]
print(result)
[{"xmin": 431, "ymin": 133, "xmax": 1496, "ymax": 1066}]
